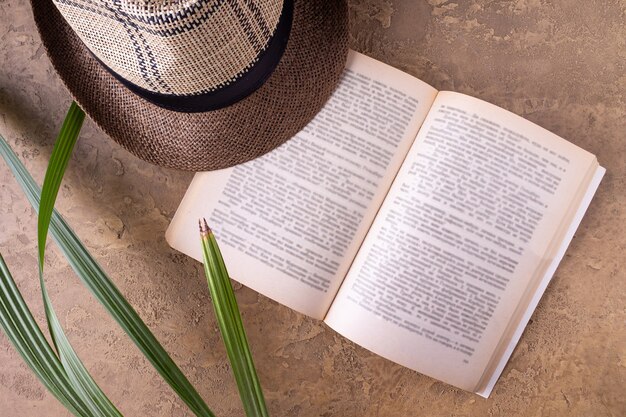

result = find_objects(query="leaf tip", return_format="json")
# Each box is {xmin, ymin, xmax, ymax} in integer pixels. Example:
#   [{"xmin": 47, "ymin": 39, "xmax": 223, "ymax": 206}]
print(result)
[{"xmin": 199, "ymin": 218, "xmax": 212, "ymax": 238}]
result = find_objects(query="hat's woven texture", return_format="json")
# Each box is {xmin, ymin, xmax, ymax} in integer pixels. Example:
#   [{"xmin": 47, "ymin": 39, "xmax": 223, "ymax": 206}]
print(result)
[
  {"xmin": 52, "ymin": 0, "xmax": 283, "ymax": 95},
  {"xmin": 31, "ymin": 0, "xmax": 348, "ymax": 171}
]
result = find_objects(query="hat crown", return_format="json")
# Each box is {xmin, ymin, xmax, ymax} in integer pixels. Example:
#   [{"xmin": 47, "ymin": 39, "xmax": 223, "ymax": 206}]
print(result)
[{"xmin": 52, "ymin": 0, "xmax": 284, "ymax": 96}]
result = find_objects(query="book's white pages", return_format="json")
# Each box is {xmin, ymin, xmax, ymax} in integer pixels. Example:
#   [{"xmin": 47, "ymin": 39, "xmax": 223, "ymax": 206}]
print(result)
[
  {"xmin": 166, "ymin": 51, "xmax": 438, "ymax": 318},
  {"xmin": 324, "ymin": 92, "xmax": 604, "ymax": 396},
  {"xmin": 167, "ymin": 51, "xmax": 604, "ymax": 397},
  {"xmin": 477, "ymin": 165, "xmax": 604, "ymax": 396}
]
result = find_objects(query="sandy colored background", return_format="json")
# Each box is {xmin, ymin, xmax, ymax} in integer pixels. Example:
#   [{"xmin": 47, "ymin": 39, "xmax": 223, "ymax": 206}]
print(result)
[{"xmin": 1, "ymin": 0, "xmax": 624, "ymax": 416}]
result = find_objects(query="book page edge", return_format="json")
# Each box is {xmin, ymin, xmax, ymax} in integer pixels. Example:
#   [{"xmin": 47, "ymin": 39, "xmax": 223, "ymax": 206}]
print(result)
[{"xmin": 476, "ymin": 165, "xmax": 605, "ymax": 398}]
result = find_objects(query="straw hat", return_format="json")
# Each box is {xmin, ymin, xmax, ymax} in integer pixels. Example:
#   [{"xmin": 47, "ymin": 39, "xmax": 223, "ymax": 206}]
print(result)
[{"xmin": 30, "ymin": 0, "xmax": 349, "ymax": 170}]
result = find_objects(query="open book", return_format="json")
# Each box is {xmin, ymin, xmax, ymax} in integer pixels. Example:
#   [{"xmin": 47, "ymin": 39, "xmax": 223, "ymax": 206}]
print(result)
[{"xmin": 166, "ymin": 51, "xmax": 605, "ymax": 397}]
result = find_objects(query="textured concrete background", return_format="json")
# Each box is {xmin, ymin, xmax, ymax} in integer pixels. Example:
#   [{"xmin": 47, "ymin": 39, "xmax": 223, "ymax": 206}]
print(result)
[{"xmin": 1, "ymin": 0, "xmax": 625, "ymax": 416}]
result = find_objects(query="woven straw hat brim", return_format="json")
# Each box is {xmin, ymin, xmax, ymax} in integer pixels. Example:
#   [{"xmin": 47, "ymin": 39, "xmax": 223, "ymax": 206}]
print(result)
[{"xmin": 31, "ymin": 0, "xmax": 349, "ymax": 171}]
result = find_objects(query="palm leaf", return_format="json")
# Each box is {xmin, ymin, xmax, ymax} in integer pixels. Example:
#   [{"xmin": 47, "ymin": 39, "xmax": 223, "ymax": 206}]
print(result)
[
  {"xmin": 200, "ymin": 220, "xmax": 269, "ymax": 417},
  {"xmin": 0, "ymin": 103, "xmax": 215, "ymax": 417},
  {"xmin": 33, "ymin": 102, "xmax": 123, "ymax": 417},
  {"xmin": 0, "ymin": 253, "xmax": 92, "ymax": 417}
]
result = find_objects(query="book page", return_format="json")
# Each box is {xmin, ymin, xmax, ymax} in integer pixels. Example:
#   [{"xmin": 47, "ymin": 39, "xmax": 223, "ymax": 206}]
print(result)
[
  {"xmin": 325, "ymin": 91, "xmax": 600, "ymax": 392},
  {"xmin": 478, "ymin": 165, "xmax": 604, "ymax": 397},
  {"xmin": 166, "ymin": 51, "xmax": 438, "ymax": 319}
]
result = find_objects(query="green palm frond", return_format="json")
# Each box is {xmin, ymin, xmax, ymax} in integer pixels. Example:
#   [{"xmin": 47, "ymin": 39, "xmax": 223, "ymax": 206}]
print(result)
[
  {"xmin": 0, "ymin": 103, "xmax": 214, "ymax": 417},
  {"xmin": 1, "ymin": 100, "xmax": 270, "ymax": 417},
  {"xmin": 0, "ymin": 253, "xmax": 92, "ymax": 417},
  {"xmin": 200, "ymin": 220, "xmax": 269, "ymax": 417}
]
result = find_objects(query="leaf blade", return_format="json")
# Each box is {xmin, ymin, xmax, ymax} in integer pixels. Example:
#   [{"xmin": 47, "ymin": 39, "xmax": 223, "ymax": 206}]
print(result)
[
  {"xmin": 0, "ymin": 113, "xmax": 215, "ymax": 417},
  {"xmin": 38, "ymin": 101, "xmax": 84, "ymax": 267},
  {"xmin": 0, "ymin": 254, "xmax": 93, "ymax": 417},
  {"xmin": 33, "ymin": 100, "xmax": 122, "ymax": 417},
  {"xmin": 200, "ymin": 222, "xmax": 269, "ymax": 417}
]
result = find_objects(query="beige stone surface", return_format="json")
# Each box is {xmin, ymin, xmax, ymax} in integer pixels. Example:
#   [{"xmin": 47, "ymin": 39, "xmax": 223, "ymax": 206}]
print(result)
[{"xmin": 0, "ymin": 0, "xmax": 625, "ymax": 416}]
